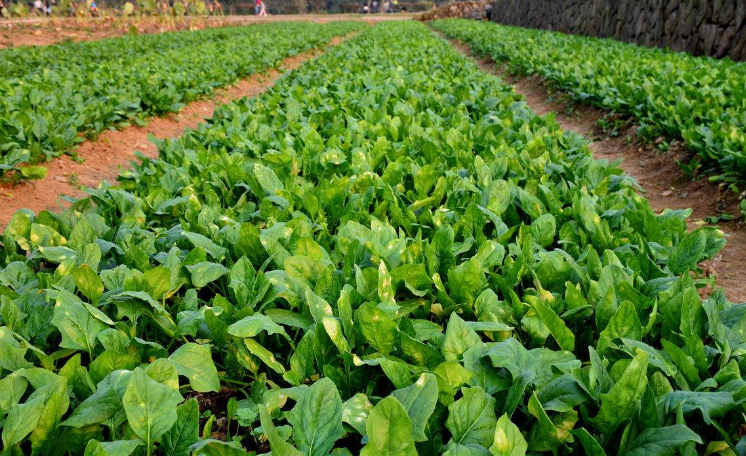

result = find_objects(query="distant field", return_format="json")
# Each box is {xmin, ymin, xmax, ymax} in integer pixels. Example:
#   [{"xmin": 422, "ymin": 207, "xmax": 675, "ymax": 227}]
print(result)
[{"xmin": 0, "ymin": 14, "xmax": 412, "ymax": 48}]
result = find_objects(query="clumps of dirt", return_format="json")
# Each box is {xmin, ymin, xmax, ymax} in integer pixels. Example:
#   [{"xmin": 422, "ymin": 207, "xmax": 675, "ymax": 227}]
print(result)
[
  {"xmin": 0, "ymin": 35, "xmax": 351, "ymax": 228},
  {"xmin": 0, "ymin": 16, "xmax": 209, "ymax": 49},
  {"xmin": 446, "ymin": 36, "xmax": 746, "ymax": 303},
  {"xmin": 186, "ymin": 386, "xmax": 241, "ymax": 418},
  {"xmin": 184, "ymin": 386, "xmax": 271, "ymax": 452},
  {"xmin": 1, "ymin": 29, "xmax": 96, "ymax": 48}
]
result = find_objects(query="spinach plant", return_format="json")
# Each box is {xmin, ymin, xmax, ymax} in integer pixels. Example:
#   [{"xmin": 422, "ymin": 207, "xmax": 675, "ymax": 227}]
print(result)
[{"xmin": 0, "ymin": 21, "xmax": 741, "ymax": 456}]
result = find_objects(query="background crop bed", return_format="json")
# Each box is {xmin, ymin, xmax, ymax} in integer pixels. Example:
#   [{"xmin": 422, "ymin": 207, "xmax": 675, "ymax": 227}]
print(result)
[
  {"xmin": 433, "ymin": 19, "xmax": 746, "ymax": 184},
  {"xmin": 0, "ymin": 20, "xmax": 364, "ymax": 181}
]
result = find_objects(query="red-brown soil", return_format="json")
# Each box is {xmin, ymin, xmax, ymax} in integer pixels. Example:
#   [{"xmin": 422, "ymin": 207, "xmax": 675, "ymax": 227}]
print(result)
[{"xmin": 0, "ymin": 14, "xmax": 408, "ymax": 48}]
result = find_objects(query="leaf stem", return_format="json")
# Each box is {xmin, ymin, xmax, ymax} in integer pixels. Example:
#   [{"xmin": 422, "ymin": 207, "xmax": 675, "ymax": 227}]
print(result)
[{"xmin": 220, "ymin": 376, "xmax": 252, "ymax": 387}]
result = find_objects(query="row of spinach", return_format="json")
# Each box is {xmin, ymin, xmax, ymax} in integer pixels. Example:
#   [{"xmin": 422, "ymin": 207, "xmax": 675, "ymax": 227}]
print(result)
[
  {"xmin": 432, "ymin": 19, "xmax": 746, "ymax": 183},
  {"xmin": 0, "ymin": 20, "xmax": 365, "ymax": 181}
]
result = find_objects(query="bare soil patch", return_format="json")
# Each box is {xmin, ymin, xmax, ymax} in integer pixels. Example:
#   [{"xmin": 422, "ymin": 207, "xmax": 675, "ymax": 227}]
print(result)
[
  {"xmin": 1, "ymin": 16, "xmax": 231, "ymax": 48},
  {"xmin": 445, "ymin": 36, "xmax": 746, "ymax": 303},
  {"xmin": 1, "ymin": 26, "xmax": 113, "ymax": 47},
  {"xmin": 0, "ymin": 35, "xmax": 348, "ymax": 227},
  {"xmin": 0, "ymin": 14, "xmax": 409, "ymax": 49}
]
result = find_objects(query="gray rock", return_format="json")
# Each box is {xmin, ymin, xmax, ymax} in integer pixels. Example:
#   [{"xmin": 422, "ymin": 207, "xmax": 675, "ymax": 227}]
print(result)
[
  {"xmin": 701, "ymin": 23, "xmax": 719, "ymax": 55},
  {"xmin": 717, "ymin": 26, "xmax": 737, "ymax": 57},
  {"xmin": 737, "ymin": 0, "xmax": 746, "ymax": 31},
  {"xmin": 490, "ymin": 0, "xmax": 746, "ymax": 61}
]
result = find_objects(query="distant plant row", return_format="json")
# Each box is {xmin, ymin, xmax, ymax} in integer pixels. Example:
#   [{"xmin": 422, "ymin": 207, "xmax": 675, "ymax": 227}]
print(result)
[
  {"xmin": 0, "ymin": 20, "xmax": 364, "ymax": 181},
  {"xmin": 433, "ymin": 20, "xmax": 746, "ymax": 188}
]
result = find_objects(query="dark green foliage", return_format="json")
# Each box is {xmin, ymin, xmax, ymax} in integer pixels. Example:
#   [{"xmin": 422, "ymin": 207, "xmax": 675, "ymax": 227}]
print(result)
[{"xmin": 0, "ymin": 21, "xmax": 742, "ymax": 455}]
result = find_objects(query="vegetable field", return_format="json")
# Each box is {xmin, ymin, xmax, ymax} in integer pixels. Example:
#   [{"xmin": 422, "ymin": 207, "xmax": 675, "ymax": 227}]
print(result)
[
  {"xmin": 433, "ymin": 19, "xmax": 746, "ymax": 180},
  {"xmin": 0, "ymin": 21, "xmax": 363, "ymax": 180},
  {"xmin": 0, "ymin": 19, "xmax": 745, "ymax": 456}
]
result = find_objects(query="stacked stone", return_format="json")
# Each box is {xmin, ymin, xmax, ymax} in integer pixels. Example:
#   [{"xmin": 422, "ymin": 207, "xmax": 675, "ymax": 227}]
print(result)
[
  {"xmin": 418, "ymin": 1, "xmax": 491, "ymax": 21},
  {"xmin": 490, "ymin": 0, "xmax": 746, "ymax": 61}
]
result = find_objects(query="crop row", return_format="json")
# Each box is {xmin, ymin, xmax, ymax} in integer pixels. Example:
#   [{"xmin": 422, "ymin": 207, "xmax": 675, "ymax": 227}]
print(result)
[
  {"xmin": 433, "ymin": 19, "xmax": 746, "ymax": 179},
  {"xmin": 0, "ymin": 20, "xmax": 740, "ymax": 455},
  {"xmin": 0, "ymin": 21, "xmax": 365, "ymax": 180}
]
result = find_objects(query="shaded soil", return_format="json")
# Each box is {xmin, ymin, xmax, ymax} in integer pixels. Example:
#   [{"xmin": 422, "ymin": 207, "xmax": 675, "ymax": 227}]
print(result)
[
  {"xmin": 445, "ymin": 36, "xmax": 746, "ymax": 303},
  {"xmin": 0, "ymin": 14, "xmax": 409, "ymax": 48},
  {"xmin": 0, "ymin": 35, "xmax": 349, "ymax": 226},
  {"xmin": 186, "ymin": 386, "xmax": 241, "ymax": 418},
  {"xmin": 185, "ymin": 386, "xmax": 270, "ymax": 451}
]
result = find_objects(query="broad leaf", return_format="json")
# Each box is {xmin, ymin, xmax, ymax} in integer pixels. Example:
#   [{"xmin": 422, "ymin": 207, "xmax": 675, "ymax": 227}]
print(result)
[
  {"xmin": 592, "ymin": 350, "xmax": 648, "ymax": 433},
  {"xmin": 360, "ymin": 396, "xmax": 417, "ymax": 456},
  {"xmin": 161, "ymin": 399, "xmax": 200, "ymax": 456},
  {"xmin": 84, "ymin": 439, "xmax": 144, "ymax": 456},
  {"xmin": 122, "ymin": 368, "xmax": 183, "ymax": 450},
  {"xmin": 490, "ymin": 413, "xmax": 527, "ymax": 456},
  {"xmin": 51, "ymin": 290, "xmax": 110, "ymax": 354},
  {"xmin": 285, "ymin": 377, "xmax": 344, "ymax": 456},
  {"xmin": 446, "ymin": 386, "xmax": 497, "ymax": 447},
  {"xmin": 168, "ymin": 343, "xmax": 220, "ymax": 392},
  {"xmin": 626, "ymin": 425, "xmax": 702, "ymax": 456},
  {"xmin": 391, "ymin": 373, "xmax": 438, "ymax": 442}
]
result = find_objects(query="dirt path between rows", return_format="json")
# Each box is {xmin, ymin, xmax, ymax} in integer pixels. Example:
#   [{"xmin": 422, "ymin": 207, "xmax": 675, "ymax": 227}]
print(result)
[
  {"xmin": 444, "ymin": 35, "xmax": 746, "ymax": 303},
  {"xmin": 0, "ymin": 34, "xmax": 350, "ymax": 227}
]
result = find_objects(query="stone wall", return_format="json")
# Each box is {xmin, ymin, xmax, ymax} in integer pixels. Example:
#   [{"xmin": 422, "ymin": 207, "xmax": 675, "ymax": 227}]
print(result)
[
  {"xmin": 490, "ymin": 0, "xmax": 746, "ymax": 61},
  {"xmin": 418, "ymin": 1, "xmax": 490, "ymax": 21}
]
